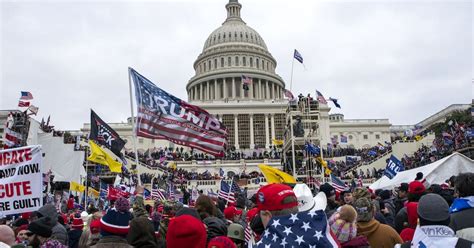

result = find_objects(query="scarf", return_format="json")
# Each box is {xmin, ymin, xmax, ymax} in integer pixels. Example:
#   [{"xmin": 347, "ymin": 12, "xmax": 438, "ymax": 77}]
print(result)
[
  {"xmin": 450, "ymin": 196, "xmax": 474, "ymax": 213},
  {"xmin": 411, "ymin": 225, "xmax": 458, "ymax": 248}
]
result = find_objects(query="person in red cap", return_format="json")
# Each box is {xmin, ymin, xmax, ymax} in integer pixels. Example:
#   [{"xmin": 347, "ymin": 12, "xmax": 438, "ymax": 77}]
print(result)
[
  {"xmin": 166, "ymin": 214, "xmax": 207, "ymax": 248},
  {"xmin": 223, "ymin": 206, "xmax": 243, "ymax": 224},
  {"xmin": 208, "ymin": 236, "xmax": 237, "ymax": 248},
  {"xmin": 256, "ymin": 183, "xmax": 299, "ymax": 229},
  {"xmin": 395, "ymin": 181, "xmax": 426, "ymax": 233},
  {"xmin": 68, "ymin": 218, "xmax": 83, "ymax": 248}
]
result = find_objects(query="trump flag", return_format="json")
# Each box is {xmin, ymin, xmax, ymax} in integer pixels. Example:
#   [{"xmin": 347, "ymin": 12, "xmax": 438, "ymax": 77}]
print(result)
[{"xmin": 129, "ymin": 68, "xmax": 228, "ymax": 157}]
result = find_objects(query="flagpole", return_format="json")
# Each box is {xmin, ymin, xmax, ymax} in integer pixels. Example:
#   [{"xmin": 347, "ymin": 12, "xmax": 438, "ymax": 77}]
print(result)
[
  {"xmin": 289, "ymin": 56, "xmax": 295, "ymax": 92},
  {"xmin": 128, "ymin": 67, "xmax": 142, "ymax": 185}
]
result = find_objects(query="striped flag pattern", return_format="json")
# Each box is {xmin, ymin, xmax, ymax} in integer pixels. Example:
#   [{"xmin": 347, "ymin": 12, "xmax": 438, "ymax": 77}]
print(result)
[
  {"xmin": 330, "ymin": 174, "xmax": 348, "ymax": 193},
  {"xmin": 18, "ymin": 101, "xmax": 30, "ymax": 107},
  {"xmin": 152, "ymin": 186, "xmax": 166, "ymax": 201},
  {"xmin": 3, "ymin": 128, "xmax": 22, "ymax": 149},
  {"xmin": 316, "ymin": 90, "xmax": 328, "ymax": 104},
  {"xmin": 218, "ymin": 181, "xmax": 235, "ymax": 203},
  {"xmin": 130, "ymin": 68, "xmax": 228, "ymax": 157},
  {"xmin": 293, "ymin": 49, "xmax": 303, "ymax": 63},
  {"xmin": 245, "ymin": 223, "xmax": 254, "ymax": 244},
  {"xmin": 169, "ymin": 184, "xmax": 175, "ymax": 200}
]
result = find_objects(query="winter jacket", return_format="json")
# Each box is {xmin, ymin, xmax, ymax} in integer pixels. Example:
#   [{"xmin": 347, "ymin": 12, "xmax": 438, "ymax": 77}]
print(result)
[
  {"xmin": 203, "ymin": 216, "xmax": 228, "ymax": 242},
  {"xmin": 395, "ymin": 207, "xmax": 408, "ymax": 233},
  {"xmin": 382, "ymin": 199, "xmax": 396, "ymax": 227},
  {"xmin": 394, "ymin": 197, "xmax": 407, "ymax": 214},
  {"xmin": 450, "ymin": 207, "xmax": 474, "ymax": 242},
  {"xmin": 67, "ymin": 229, "xmax": 82, "ymax": 248},
  {"xmin": 357, "ymin": 219, "xmax": 403, "ymax": 248},
  {"xmin": 37, "ymin": 204, "xmax": 68, "ymax": 245},
  {"xmin": 341, "ymin": 236, "xmax": 370, "ymax": 248},
  {"xmin": 127, "ymin": 195, "xmax": 158, "ymax": 248},
  {"xmin": 90, "ymin": 235, "xmax": 133, "ymax": 248},
  {"xmin": 40, "ymin": 239, "xmax": 67, "ymax": 248}
]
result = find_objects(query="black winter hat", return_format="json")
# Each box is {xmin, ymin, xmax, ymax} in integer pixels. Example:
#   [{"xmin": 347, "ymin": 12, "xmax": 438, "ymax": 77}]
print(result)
[
  {"xmin": 379, "ymin": 190, "xmax": 391, "ymax": 200},
  {"xmin": 28, "ymin": 217, "xmax": 53, "ymax": 238},
  {"xmin": 319, "ymin": 183, "xmax": 335, "ymax": 198}
]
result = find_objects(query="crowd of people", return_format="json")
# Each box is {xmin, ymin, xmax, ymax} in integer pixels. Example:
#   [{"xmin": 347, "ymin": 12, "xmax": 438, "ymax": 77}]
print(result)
[{"xmin": 1, "ymin": 171, "xmax": 473, "ymax": 248}]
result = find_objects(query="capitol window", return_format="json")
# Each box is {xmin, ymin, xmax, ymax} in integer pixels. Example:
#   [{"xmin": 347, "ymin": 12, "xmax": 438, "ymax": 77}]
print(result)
[
  {"xmin": 240, "ymin": 32, "xmax": 243, "ymax": 38},
  {"xmin": 349, "ymin": 135, "xmax": 353, "ymax": 139},
  {"xmin": 250, "ymin": 57, "xmax": 253, "ymax": 67},
  {"xmin": 235, "ymin": 56, "xmax": 239, "ymax": 66},
  {"xmin": 208, "ymin": 60, "xmax": 211, "ymax": 70},
  {"xmin": 243, "ymin": 57, "xmax": 246, "ymax": 66},
  {"xmin": 256, "ymin": 58, "xmax": 259, "ymax": 68},
  {"xmin": 375, "ymin": 134, "xmax": 380, "ymax": 139},
  {"xmin": 214, "ymin": 59, "xmax": 217, "ymax": 69},
  {"xmin": 228, "ymin": 57, "xmax": 231, "ymax": 66},
  {"xmin": 363, "ymin": 135, "xmax": 368, "ymax": 140},
  {"xmin": 221, "ymin": 58, "xmax": 224, "ymax": 67}
]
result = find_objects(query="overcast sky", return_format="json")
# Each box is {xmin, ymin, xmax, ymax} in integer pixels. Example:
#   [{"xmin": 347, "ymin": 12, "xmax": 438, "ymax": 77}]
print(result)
[{"xmin": 1, "ymin": 0, "xmax": 471, "ymax": 130}]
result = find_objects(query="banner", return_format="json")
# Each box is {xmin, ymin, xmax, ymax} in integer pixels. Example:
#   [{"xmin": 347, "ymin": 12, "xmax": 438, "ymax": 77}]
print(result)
[
  {"xmin": 384, "ymin": 155, "xmax": 404, "ymax": 179},
  {"xmin": 88, "ymin": 140, "xmax": 122, "ymax": 173},
  {"xmin": 70, "ymin": 181, "xmax": 85, "ymax": 192},
  {"xmin": 90, "ymin": 110, "xmax": 125, "ymax": 157},
  {"xmin": 129, "ymin": 68, "xmax": 228, "ymax": 157},
  {"xmin": 0, "ymin": 146, "xmax": 43, "ymax": 215},
  {"xmin": 258, "ymin": 164, "xmax": 296, "ymax": 184}
]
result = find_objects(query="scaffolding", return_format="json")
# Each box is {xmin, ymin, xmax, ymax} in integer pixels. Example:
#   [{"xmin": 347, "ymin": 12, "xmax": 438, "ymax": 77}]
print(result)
[{"xmin": 282, "ymin": 97, "xmax": 324, "ymax": 186}]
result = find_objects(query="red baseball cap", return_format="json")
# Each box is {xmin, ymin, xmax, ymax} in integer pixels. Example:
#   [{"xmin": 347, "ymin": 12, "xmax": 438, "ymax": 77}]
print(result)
[
  {"xmin": 256, "ymin": 184, "xmax": 298, "ymax": 211},
  {"xmin": 408, "ymin": 181, "xmax": 426, "ymax": 194}
]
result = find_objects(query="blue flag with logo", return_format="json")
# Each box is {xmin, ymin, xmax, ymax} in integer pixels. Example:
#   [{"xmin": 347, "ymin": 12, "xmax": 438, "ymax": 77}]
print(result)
[{"xmin": 384, "ymin": 155, "xmax": 404, "ymax": 179}]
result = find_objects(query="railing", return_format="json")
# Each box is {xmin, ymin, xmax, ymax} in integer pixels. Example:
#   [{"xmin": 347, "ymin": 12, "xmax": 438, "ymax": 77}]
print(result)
[{"xmin": 123, "ymin": 155, "xmax": 166, "ymax": 174}]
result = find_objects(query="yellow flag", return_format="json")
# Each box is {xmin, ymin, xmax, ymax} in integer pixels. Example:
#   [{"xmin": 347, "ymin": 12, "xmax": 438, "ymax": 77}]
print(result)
[
  {"xmin": 272, "ymin": 139, "xmax": 284, "ymax": 146},
  {"xmin": 415, "ymin": 135, "xmax": 422, "ymax": 141},
  {"xmin": 258, "ymin": 164, "xmax": 296, "ymax": 184},
  {"xmin": 88, "ymin": 140, "xmax": 122, "ymax": 173},
  {"xmin": 316, "ymin": 157, "xmax": 332, "ymax": 175},
  {"xmin": 70, "ymin": 181, "xmax": 85, "ymax": 192},
  {"xmin": 88, "ymin": 187, "xmax": 99, "ymax": 198}
]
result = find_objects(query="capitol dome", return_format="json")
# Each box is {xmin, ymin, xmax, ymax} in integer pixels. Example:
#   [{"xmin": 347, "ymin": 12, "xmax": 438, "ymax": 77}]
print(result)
[{"xmin": 187, "ymin": 0, "xmax": 285, "ymax": 103}]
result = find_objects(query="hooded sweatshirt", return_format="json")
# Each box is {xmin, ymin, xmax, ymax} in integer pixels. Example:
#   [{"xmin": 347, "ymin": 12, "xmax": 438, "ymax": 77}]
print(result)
[
  {"xmin": 37, "ymin": 204, "xmax": 68, "ymax": 245},
  {"xmin": 127, "ymin": 195, "xmax": 158, "ymax": 248},
  {"xmin": 357, "ymin": 219, "xmax": 403, "ymax": 248}
]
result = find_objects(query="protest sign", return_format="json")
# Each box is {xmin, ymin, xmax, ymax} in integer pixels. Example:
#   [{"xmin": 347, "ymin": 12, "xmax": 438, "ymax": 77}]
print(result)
[{"xmin": 0, "ymin": 145, "xmax": 43, "ymax": 215}]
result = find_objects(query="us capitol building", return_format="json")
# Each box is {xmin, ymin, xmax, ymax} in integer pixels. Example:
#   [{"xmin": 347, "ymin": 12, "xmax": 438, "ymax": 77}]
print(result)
[{"xmin": 82, "ymin": 0, "xmax": 395, "ymax": 155}]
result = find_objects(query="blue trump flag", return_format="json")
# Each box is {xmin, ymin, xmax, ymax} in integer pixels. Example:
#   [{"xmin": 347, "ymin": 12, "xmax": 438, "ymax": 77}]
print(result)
[{"xmin": 384, "ymin": 155, "xmax": 404, "ymax": 179}]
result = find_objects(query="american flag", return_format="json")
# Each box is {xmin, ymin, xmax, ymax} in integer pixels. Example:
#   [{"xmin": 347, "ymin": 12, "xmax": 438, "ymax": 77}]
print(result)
[
  {"xmin": 20, "ymin": 91, "xmax": 33, "ymax": 100},
  {"xmin": 218, "ymin": 180, "xmax": 235, "ymax": 203},
  {"xmin": 152, "ymin": 185, "xmax": 166, "ymax": 201},
  {"xmin": 129, "ymin": 68, "xmax": 228, "ymax": 157},
  {"xmin": 316, "ymin": 90, "xmax": 328, "ymax": 104},
  {"xmin": 293, "ymin": 49, "xmax": 304, "ymax": 64},
  {"xmin": 245, "ymin": 223, "xmax": 254, "ymax": 244},
  {"xmin": 3, "ymin": 128, "xmax": 22, "ymax": 149},
  {"xmin": 254, "ymin": 210, "xmax": 339, "ymax": 247},
  {"xmin": 18, "ymin": 101, "xmax": 30, "ymax": 107},
  {"xmin": 330, "ymin": 174, "xmax": 348, "ymax": 193},
  {"xmin": 283, "ymin": 89, "xmax": 295, "ymax": 100}
]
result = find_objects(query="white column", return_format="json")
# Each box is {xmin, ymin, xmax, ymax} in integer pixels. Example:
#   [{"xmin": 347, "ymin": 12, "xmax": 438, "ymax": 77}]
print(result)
[
  {"xmin": 271, "ymin": 114, "xmax": 275, "ymax": 141},
  {"xmin": 264, "ymin": 114, "xmax": 270, "ymax": 149},
  {"xmin": 258, "ymin": 79, "xmax": 262, "ymax": 99},
  {"xmin": 206, "ymin": 81, "xmax": 210, "ymax": 100},
  {"xmin": 266, "ymin": 81, "xmax": 270, "ymax": 99},
  {"xmin": 199, "ymin": 83, "xmax": 203, "ymax": 100},
  {"xmin": 234, "ymin": 114, "xmax": 239, "ymax": 149},
  {"xmin": 232, "ymin": 77, "xmax": 236, "ymax": 99},
  {"xmin": 223, "ymin": 78, "xmax": 228, "ymax": 99},
  {"xmin": 214, "ymin": 79, "xmax": 218, "ymax": 100},
  {"xmin": 249, "ymin": 79, "xmax": 254, "ymax": 99},
  {"xmin": 272, "ymin": 83, "xmax": 276, "ymax": 99},
  {"xmin": 249, "ymin": 114, "xmax": 255, "ymax": 149}
]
